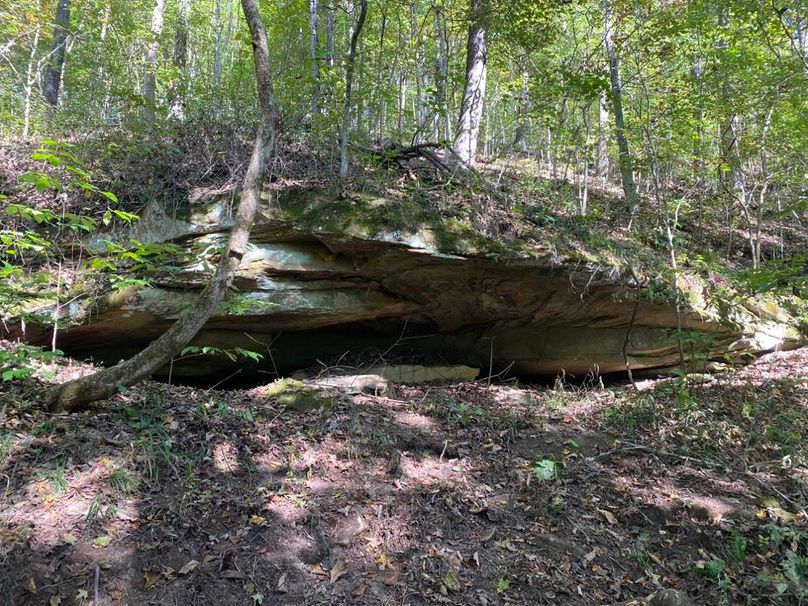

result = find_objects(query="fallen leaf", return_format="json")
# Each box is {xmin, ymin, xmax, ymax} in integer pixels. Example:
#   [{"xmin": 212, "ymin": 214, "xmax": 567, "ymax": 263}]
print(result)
[
  {"xmin": 75, "ymin": 589, "xmax": 89, "ymax": 600},
  {"xmin": 276, "ymin": 572, "xmax": 288, "ymax": 593},
  {"xmin": 27, "ymin": 577, "xmax": 37, "ymax": 594},
  {"xmin": 249, "ymin": 514, "xmax": 267, "ymax": 526},
  {"xmin": 108, "ymin": 588, "xmax": 125, "ymax": 600},
  {"xmin": 143, "ymin": 570, "xmax": 161, "ymax": 589},
  {"xmin": 330, "ymin": 559, "xmax": 347, "ymax": 583},
  {"xmin": 62, "ymin": 533, "xmax": 78, "ymax": 545},
  {"xmin": 94, "ymin": 536, "xmax": 112, "ymax": 548},
  {"xmin": 178, "ymin": 560, "xmax": 199, "ymax": 575},
  {"xmin": 353, "ymin": 583, "xmax": 367, "ymax": 596},
  {"xmin": 383, "ymin": 569, "xmax": 400, "ymax": 585},
  {"xmin": 597, "ymin": 508, "xmax": 618, "ymax": 525},
  {"xmin": 48, "ymin": 595, "xmax": 61, "ymax": 606}
]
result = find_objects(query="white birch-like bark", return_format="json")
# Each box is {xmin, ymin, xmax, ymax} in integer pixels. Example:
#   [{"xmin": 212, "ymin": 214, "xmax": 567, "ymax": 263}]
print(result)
[{"xmin": 453, "ymin": 0, "xmax": 488, "ymax": 167}]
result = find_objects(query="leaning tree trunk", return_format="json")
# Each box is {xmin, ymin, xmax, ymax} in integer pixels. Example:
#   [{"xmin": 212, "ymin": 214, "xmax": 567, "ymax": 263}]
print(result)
[
  {"xmin": 41, "ymin": 0, "xmax": 72, "ymax": 107},
  {"xmin": 603, "ymin": 0, "xmax": 638, "ymax": 214},
  {"xmin": 338, "ymin": 0, "xmax": 368, "ymax": 179},
  {"xmin": 143, "ymin": 0, "xmax": 167, "ymax": 124},
  {"xmin": 453, "ymin": 0, "xmax": 488, "ymax": 167},
  {"xmin": 47, "ymin": 0, "xmax": 279, "ymax": 413}
]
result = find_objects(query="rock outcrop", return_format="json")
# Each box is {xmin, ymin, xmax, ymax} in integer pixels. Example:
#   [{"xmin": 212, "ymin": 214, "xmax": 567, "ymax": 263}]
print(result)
[{"xmin": 6, "ymin": 190, "xmax": 801, "ymax": 383}]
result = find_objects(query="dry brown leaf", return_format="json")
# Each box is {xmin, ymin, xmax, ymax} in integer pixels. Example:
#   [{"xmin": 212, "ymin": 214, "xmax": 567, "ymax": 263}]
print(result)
[
  {"xmin": 383, "ymin": 569, "xmax": 400, "ymax": 585},
  {"xmin": 353, "ymin": 583, "xmax": 367, "ymax": 596},
  {"xmin": 597, "ymin": 508, "xmax": 618, "ymax": 525},
  {"xmin": 143, "ymin": 569, "xmax": 161, "ymax": 589},
  {"xmin": 178, "ymin": 560, "xmax": 199, "ymax": 575},
  {"xmin": 48, "ymin": 595, "xmax": 61, "ymax": 606},
  {"xmin": 330, "ymin": 559, "xmax": 347, "ymax": 583}
]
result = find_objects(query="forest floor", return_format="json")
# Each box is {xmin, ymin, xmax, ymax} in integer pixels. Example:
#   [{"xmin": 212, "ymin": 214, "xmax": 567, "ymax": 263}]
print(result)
[{"xmin": 1, "ymin": 347, "xmax": 807, "ymax": 606}]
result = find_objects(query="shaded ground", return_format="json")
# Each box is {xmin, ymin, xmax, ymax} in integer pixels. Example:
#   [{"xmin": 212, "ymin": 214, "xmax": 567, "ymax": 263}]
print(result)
[{"xmin": 1, "ymin": 349, "xmax": 807, "ymax": 605}]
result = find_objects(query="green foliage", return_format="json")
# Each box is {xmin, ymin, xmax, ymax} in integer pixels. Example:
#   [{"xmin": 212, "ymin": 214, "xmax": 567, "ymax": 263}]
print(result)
[
  {"xmin": 179, "ymin": 345, "xmax": 264, "ymax": 363},
  {"xmin": 0, "ymin": 344, "xmax": 61, "ymax": 382},
  {"xmin": 532, "ymin": 457, "xmax": 561, "ymax": 482}
]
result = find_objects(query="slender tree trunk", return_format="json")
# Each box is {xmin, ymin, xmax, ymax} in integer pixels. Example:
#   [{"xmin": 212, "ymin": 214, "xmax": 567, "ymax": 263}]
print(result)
[
  {"xmin": 326, "ymin": 6, "xmax": 336, "ymax": 68},
  {"xmin": 143, "ymin": 0, "xmax": 167, "ymax": 124},
  {"xmin": 596, "ymin": 91, "xmax": 609, "ymax": 181},
  {"xmin": 431, "ymin": 0, "xmax": 450, "ymax": 144},
  {"xmin": 512, "ymin": 71, "xmax": 529, "ymax": 152},
  {"xmin": 339, "ymin": 0, "xmax": 368, "ymax": 178},
  {"xmin": 47, "ymin": 0, "xmax": 279, "ymax": 413},
  {"xmin": 453, "ymin": 0, "xmax": 488, "ymax": 167},
  {"xmin": 373, "ymin": 7, "xmax": 387, "ymax": 138},
  {"xmin": 42, "ymin": 0, "xmax": 71, "ymax": 107},
  {"xmin": 603, "ymin": 0, "xmax": 638, "ymax": 214},
  {"xmin": 168, "ymin": 0, "xmax": 191, "ymax": 120},
  {"xmin": 23, "ymin": 27, "xmax": 42, "ymax": 138},
  {"xmin": 309, "ymin": 0, "xmax": 320, "ymax": 115}
]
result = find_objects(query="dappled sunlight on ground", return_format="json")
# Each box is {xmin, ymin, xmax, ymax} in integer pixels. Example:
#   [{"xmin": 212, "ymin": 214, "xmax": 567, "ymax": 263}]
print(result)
[{"xmin": 1, "ymin": 349, "xmax": 807, "ymax": 604}]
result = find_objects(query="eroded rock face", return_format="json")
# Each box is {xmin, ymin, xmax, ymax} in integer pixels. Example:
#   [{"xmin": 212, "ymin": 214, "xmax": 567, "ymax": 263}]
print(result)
[{"xmin": 7, "ymin": 192, "xmax": 801, "ymax": 382}]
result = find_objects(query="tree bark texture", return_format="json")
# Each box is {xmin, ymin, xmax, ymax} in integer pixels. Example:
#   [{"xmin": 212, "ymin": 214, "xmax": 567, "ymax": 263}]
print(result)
[
  {"xmin": 603, "ymin": 0, "xmax": 639, "ymax": 213},
  {"xmin": 42, "ymin": 0, "xmax": 71, "ymax": 107},
  {"xmin": 143, "ymin": 0, "xmax": 167, "ymax": 123},
  {"xmin": 453, "ymin": 0, "xmax": 488, "ymax": 167},
  {"xmin": 339, "ymin": 0, "xmax": 368, "ymax": 178},
  {"xmin": 48, "ymin": 0, "xmax": 279, "ymax": 412},
  {"xmin": 309, "ymin": 0, "xmax": 320, "ymax": 115}
]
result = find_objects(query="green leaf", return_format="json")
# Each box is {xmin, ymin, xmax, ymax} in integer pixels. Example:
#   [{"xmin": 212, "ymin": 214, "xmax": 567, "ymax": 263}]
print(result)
[{"xmin": 532, "ymin": 458, "xmax": 560, "ymax": 482}]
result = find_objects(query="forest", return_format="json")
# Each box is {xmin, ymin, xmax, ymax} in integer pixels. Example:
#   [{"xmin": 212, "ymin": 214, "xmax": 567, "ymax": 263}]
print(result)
[{"xmin": 0, "ymin": 0, "xmax": 807, "ymax": 603}]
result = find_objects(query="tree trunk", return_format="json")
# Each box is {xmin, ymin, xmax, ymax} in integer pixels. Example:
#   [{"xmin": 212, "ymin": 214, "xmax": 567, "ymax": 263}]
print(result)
[
  {"xmin": 326, "ymin": 6, "xmax": 336, "ymax": 68},
  {"xmin": 23, "ymin": 27, "xmax": 42, "ymax": 138},
  {"xmin": 47, "ymin": 0, "xmax": 279, "ymax": 413},
  {"xmin": 453, "ymin": 0, "xmax": 488, "ymax": 167},
  {"xmin": 603, "ymin": 0, "xmax": 638, "ymax": 214},
  {"xmin": 143, "ymin": 0, "xmax": 167, "ymax": 124},
  {"xmin": 431, "ymin": 0, "xmax": 450, "ymax": 143},
  {"xmin": 309, "ymin": 0, "xmax": 320, "ymax": 116},
  {"xmin": 512, "ymin": 71, "xmax": 529, "ymax": 152},
  {"xmin": 596, "ymin": 91, "xmax": 609, "ymax": 181},
  {"xmin": 339, "ymin": 0, "xmax": 368, "ymax": 178},
  {"xmin": 168, "ymin": 0, "xmax": 191, "ymax": 120},
  {"xmin": 42, "ymin": 0, "xmax": 71, "ymax": 107}
]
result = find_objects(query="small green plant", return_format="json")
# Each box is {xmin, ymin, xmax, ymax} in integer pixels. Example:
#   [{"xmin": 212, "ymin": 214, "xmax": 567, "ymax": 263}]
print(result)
[
  {"xmin": 729, "ymin": 533, "xmax": 748, "ymax": 562},
  {"xmin": 691, "ymin": 557, "xmax": 726, "ymax": 580},
  {"xmin": 0, "ymin": 344, "xmax": 62, "ymax": 382},
  {"xmin": 106, "ymin": 467, "xmax": 139, "ymax": 495},
  {"xmin": 31, "ymin": 418, "xmax": 57, "ymax": 436},
  {"xmin": 547, "ymin": 494, "xmax": 565, "ymax": 513},
  {"xmin": 0, "ymin": 433, "xmax": 13, "ymax": 459},
  {"xmin": 532, "ymin": 457, "xmax": 562, "ymax": 482},
  {"xmin": 496, "ymin": 577, "xmax": 511, "ymax": 594},
  {"xmin": 50, "ymin": 461, "xmax": 68, "ymax": 494}
]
